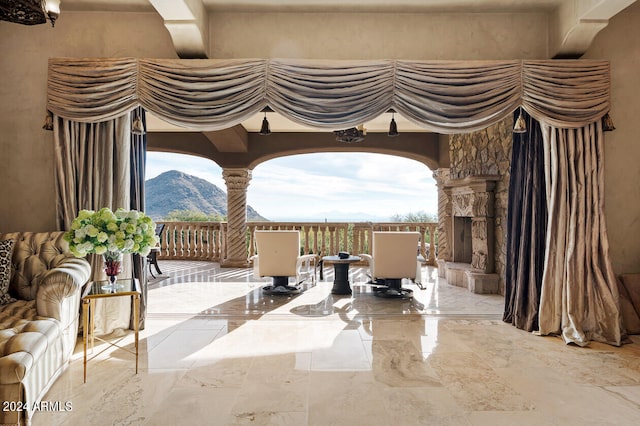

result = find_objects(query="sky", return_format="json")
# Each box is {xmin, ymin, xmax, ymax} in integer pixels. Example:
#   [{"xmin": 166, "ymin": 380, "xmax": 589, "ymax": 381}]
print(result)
[{"xmin": 146, "ymin": 151, "xmax": 438, "ymax": 222}]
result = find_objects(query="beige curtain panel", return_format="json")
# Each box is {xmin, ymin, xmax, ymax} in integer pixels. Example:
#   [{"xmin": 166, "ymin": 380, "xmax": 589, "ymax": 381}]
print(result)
[
  {"xmin": 53, "ymin": 113, "xmax": 133, "ymax": 335},
  {"xmin": 539, "ymin": 122, "xmax": 623, "ymax": 346},
  {"xmin": 47, "ymin": 58, "xmax": 610, "ymax": 132}
]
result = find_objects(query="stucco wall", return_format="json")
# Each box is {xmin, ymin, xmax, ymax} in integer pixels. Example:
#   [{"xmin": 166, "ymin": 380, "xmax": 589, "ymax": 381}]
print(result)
[
  {"xmin": 210, "ymin": 12, "xmax": 549, "ymax": 59},
  {"xmin": 0, "ymin": 12, "xmax": 176, "ymax": 233},
  {"xmin": 582, "ymin": 1, "xmax": 640, "ymax": 275}
]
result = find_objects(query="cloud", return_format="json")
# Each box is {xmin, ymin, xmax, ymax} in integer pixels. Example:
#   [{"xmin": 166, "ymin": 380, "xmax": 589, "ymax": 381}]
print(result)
[{"xmin": 147, "ymin": 151, "xmax": 438, "ymax": 221}]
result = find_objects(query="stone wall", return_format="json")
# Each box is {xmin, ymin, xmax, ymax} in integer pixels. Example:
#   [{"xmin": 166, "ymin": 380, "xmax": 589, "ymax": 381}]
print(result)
[{"xmin": 449, "ymin": 117, "xmax": 513, "ymax": 294}]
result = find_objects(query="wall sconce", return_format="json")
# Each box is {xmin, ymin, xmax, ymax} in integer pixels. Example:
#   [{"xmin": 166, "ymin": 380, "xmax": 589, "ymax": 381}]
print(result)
[
  {"xmin": 259, "ymin": 106, "xmax": 272, "ymax": 135},
  {"xmin": 388, "ymin": 108, "xmax": 399, "ymax": 137},
  {"xmin": 43, "ymin": 0, "xmax": 60, "ymax": 27},
  {"xmin": 513, "ymin": 107, "xmax": 527, "ymax": 134}
]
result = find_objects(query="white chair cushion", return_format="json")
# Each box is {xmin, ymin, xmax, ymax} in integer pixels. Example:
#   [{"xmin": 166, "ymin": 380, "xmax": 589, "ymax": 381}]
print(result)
[
  {"xmin": 372, "ymin": 232, "xmax": 421, "ymax": 279},
  {"xmin": 254, "ymin": 231, "xmax": 300, "ymax": 277}
]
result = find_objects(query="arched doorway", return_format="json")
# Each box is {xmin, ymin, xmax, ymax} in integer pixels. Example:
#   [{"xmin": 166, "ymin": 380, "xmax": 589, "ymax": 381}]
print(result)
[{"xmin": 248, "ymin": 152, "xmax": 437, "ymax": 223}]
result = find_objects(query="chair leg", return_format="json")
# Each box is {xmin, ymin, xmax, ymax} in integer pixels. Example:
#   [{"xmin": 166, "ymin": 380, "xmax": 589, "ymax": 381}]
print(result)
[
  {"xmin": 151, "ymin": 252, "xmax": 162, "ymax": 275},
  {"xmin": 147, "ymin": 250, "xmax": 162, "ymax": 278},
  {"xmin": 147, "ymin": 256, "xmax": 156, "ymax": 279}
]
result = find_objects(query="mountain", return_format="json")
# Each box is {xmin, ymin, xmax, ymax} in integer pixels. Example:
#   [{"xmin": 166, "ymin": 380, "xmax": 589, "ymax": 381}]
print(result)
[{"xmin": 145, "ymin": 170, "xmax": 267, "ymax": 221}]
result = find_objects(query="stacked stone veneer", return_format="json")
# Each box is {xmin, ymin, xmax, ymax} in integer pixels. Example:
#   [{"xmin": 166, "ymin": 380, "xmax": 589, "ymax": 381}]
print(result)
[{"xmin": 448, "ymin": 116, "xmax": 512, "ymax": 295}]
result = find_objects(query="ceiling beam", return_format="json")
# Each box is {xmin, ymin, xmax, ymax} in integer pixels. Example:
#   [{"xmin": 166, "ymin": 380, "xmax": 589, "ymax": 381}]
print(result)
[
  {"xmin": 551, "ymin": 0, "xmax": 637, "ymax": 58},
  {"xmin": 149, "ymin": 0, "xmax": 209, "ymax": 58},
  {"xmin": 203, "ymin": 125, "xmax": 249, "ymax": 153},
  {"xmin": 148, "ymin": 131, "xmax": 441, "ymax": 170}
]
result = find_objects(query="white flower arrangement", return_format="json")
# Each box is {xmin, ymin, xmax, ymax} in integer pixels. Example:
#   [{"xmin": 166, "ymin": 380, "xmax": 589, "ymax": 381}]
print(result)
[{"xmin": 64, "ymin": 208, "xmax": 159, "ymax": 258}]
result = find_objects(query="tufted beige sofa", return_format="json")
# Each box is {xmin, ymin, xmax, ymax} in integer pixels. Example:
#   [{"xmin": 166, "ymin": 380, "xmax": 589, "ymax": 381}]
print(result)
[{"xmin": 0, "ymin": 232, "xmax": 91, "ymax": 426}]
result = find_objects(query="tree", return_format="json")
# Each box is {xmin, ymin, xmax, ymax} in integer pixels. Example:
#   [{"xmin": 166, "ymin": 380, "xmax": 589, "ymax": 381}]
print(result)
[
  {"xmin": 389, "ymin": 211, "xmax": 437, "ymax": 223},
  {"xmin": 163, "ymin": 209, "xmax": 226, "ymax": 222}
]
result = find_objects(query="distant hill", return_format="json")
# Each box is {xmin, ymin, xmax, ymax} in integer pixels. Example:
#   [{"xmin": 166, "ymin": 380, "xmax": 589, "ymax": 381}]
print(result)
[{"xmin": 145, "ymin": 170, "xmax": 267, "ymax": 221}]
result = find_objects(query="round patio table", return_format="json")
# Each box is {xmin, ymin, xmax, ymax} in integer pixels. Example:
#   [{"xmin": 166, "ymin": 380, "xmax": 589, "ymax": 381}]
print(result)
[{"xmin": 322, "ymin": 255, "xmax": 361, "ymax": 295}]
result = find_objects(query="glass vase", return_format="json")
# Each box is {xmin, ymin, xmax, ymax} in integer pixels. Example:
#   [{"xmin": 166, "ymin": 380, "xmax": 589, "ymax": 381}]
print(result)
[{"xmin": 102, "ymin": 251, "xmax": 123, "ymax": 292}]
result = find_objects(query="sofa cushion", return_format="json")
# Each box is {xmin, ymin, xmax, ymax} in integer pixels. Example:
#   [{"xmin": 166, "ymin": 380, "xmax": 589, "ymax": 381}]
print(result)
[
  {"xmin": 0, "ymin": 300, "xmax": 58, "ymax": 385},
  {"xmin": 0, "ymin": 239, "xmax": 15, "ymax": 306},
  {"xmin": 0, "ymin": 315, "xmax": 60, "ymax": 384},
  {"xmin": 0, "ymin": 232, "xmax": 71, "ymax": 301},
  {"xmin": 0, "ymin": 300, "xmax": 38, "ymax": 327}
]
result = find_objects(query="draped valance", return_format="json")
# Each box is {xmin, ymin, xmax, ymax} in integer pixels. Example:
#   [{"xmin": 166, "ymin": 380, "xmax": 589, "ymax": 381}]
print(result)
[{"xmin": 47, "ymin": 58, "xmax": 610, "ymax": 133}]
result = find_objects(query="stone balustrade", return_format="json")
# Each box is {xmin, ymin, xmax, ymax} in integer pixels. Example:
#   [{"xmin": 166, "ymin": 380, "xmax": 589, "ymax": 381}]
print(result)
[
  {"xmin": 156, "ymin": 221, "xmax": 226, "ymax": 261},
  {"xmin": 155, "ymin": 221, "xmax": 438, "ymax": 266}
]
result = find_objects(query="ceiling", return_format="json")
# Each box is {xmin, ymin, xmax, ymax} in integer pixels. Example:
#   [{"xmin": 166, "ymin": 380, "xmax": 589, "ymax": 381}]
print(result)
[
  {"xmin": 61, "ymin": 0, "xmax": 564, "ymax": 13},
  {"xmin": 146, "ymin": 109, "xmax": 425, "ymax": 134}
]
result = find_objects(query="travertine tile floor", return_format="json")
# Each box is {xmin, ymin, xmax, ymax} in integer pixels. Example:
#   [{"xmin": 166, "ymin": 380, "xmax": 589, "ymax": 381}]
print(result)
[{"xmin": 35, "ymin": 261, "xmax": 640, "ymax": 425}]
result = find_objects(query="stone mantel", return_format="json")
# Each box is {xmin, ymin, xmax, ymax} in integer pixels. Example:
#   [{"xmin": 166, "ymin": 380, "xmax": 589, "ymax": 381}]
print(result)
[
  {"xmin": 444, "ymin": 175, "xmax": 500, "ymax": 192},
  {"xmin": 445, "ymin": 175, "xmax": 500, "ymax": 220}
]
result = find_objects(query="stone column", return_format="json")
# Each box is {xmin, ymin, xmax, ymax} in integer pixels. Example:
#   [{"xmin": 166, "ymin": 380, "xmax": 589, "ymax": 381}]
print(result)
[
  {"xmin": 222, "ymin": 168, "xmax": 252, "ymax": 267},
  {"xmin": 433, "ymin": 168, "xmax": 451, "ymax": 277}
]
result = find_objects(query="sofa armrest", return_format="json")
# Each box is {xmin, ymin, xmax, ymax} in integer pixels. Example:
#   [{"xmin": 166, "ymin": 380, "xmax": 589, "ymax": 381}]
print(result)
[
  {"xmin": 36, "ymin": 257, "xmax": 91, "ymax": 325},
  {"xmin": 295, "ymin": 254, "xmax": 318, "ymax": 284}
]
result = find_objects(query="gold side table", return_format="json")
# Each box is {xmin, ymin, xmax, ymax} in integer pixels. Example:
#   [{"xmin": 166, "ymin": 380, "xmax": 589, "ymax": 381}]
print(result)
[{"xmin": 82, "ymin": 278, "xmax": 140, "ymax": 383}]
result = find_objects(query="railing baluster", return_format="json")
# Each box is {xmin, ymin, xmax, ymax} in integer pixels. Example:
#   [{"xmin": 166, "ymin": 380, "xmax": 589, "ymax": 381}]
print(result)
[
  {"xmin": 168, "ymin": 223, "xmax": 176, "ymax": 258},
  {"xmin": 248, "ymin": 224, "xmax": 256, "ymax": 259},
  {"xmin": 303, "ymin": 226, "xmax": 310, "ymax": 254},
  {"xmin": 353, "ymin": 225, "xmax": 361, "ymax": 255},
  {"xmin": 428, "ymin": 224, "xmax": 437, "ymax": 265},
  {"xmin": 201, "ymin": 224, "xmax": 208, "ymax": 259},
  {"xmin": 193, "ymin": 223, "xmax": 200, "ymax": 259}
]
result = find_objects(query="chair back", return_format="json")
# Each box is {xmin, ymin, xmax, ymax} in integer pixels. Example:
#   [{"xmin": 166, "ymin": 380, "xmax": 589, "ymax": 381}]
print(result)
[
  {"xmin": 372, "ymin": 231, "xmax": 420, "ymax": 279},
  {"xmin": 154, "ymin": 224, "xmax": 165, "ymax": 241},
  {"xmin": 254, "ymin": 230, "xmax": 300, "ymax": 276}
]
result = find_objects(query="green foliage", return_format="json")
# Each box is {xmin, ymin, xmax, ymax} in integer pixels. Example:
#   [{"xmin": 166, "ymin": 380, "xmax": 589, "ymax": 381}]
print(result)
[
  {"xmin": 164, "ymin": 209, "xmax": 226, "ymax": 222},
  {"xmin": 390, "ymin": 211, "xmax": 437, "ymax": 223},
  {"xmin": 64, "ymin": 208, "xmax": 158, "ymax": 257}
]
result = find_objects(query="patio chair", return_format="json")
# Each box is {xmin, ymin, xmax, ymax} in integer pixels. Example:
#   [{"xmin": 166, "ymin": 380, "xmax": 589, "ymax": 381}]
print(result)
[
  {"xmin": 359, "ymin": 231, "xmax": 423, "ymax": 298},
  {"xmin": 147, "ymin": 223, "xmax": 165, "ymax": 278},
  {"xmin": 251, "ymin": 230, "xmax": 318, "ymax": 295}
]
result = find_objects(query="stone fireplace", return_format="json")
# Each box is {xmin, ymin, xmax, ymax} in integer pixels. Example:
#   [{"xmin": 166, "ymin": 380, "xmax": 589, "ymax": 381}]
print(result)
[{"xmin": 442, "ymin": 175, "xmax": 500, "ymax": 294}]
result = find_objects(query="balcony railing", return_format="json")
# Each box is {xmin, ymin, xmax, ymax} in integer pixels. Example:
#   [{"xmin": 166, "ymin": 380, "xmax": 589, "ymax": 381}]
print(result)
[{"xmin": 155, "ymin": 221, "xmax": 438, "ymax": 265}]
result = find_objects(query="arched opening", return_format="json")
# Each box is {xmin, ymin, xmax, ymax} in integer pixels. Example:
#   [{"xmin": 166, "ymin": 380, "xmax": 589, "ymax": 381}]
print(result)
[
  {"xmin": 248, "ymin": 152, "xmax": 437, "ymax": 222},
  {"xmin": 145, "ymin": 149, "xmax": 442, "ymax": 263}
]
